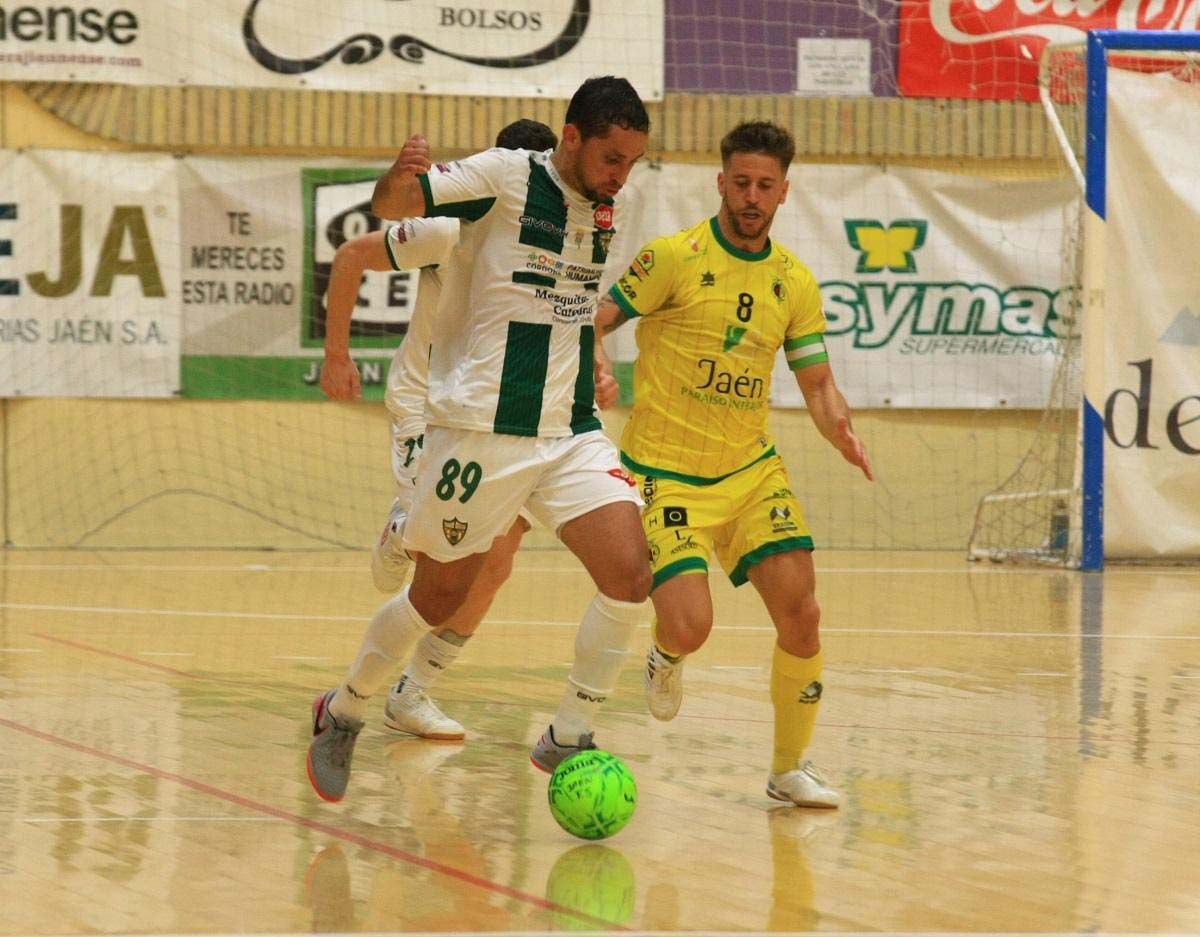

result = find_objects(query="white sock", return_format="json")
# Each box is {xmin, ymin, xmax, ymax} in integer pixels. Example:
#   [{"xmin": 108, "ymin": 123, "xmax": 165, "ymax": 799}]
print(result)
[
  {"xmin": 330, "ymin": 586, "xmax": 430, "ymax": 723},
  {"xmin": 399, "ymin": 630, "xmax": 470, "ymax": 693},
  {"xmin": 551, "ymin": 593, "xmax": 644, "ymax": 744}
]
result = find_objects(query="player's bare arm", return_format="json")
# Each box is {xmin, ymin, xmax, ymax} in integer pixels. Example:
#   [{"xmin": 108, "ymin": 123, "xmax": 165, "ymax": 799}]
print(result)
[
  {"xmin": 593, "ymin": 337, "xmax": 619, "ymax": 409},
  {"xmin": 372, "ymin": 133, "xmax": 431, "ymax": 220},
  {"xmin": 594, "ymin": 294, "xmax": 631, "ymax": 336},
  {"xmin": 795, "ymin": 362, "xmax": 874, "ymax": 481},
  {"xmin": 320, "ymin": 231, "xmax": 395, "ymax": 401}
]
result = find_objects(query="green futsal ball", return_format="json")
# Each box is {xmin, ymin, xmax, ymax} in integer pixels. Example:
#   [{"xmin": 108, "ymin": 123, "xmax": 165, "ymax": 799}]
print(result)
[{"xmin": 547, "ymin": 750, "xmax": 637, "ymax": 840}]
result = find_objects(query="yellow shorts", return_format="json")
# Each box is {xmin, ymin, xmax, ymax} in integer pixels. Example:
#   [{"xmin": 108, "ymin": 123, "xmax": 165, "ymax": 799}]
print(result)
[{"xmin": 635, "ymin": 454, "xmax": 813, "ymax": 590}]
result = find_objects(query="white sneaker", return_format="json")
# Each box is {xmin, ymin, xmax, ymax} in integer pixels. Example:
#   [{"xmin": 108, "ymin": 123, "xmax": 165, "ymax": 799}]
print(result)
[
  {"xmin": 766, "ymin": 760, "xmax": 840, "ymax": 809},
  {"xmin": 383, "ymin": 678, "xmax": 465, "ymax": 740},
  {"xmin": 371, "ymin": 501, "xmax": 410, "ymax": 593},
  {"xmin": 644, "ymin": 645, "xmax": 683, "ymax": 721}
]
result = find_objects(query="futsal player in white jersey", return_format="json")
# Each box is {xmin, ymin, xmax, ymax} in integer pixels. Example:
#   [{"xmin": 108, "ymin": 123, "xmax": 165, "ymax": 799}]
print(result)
[
  {"xmin": 320, "ymin": 121, "xmax": 582, "ymax": 743},
  {"xmin": 307, "ymin": 78, "xmax": 653, "ymax": 803}
]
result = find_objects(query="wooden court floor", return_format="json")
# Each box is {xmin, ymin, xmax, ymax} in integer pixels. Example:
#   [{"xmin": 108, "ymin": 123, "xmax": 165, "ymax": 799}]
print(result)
[{"xmin": 0, "ymin": 548, "xmax": 1197, "ymax": 936}]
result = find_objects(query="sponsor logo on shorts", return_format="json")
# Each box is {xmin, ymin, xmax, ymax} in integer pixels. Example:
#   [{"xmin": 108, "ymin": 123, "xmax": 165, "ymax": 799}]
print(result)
[
  {"xmin": 670, "ymin": 531, "xmax": 698, "ymax": 555},
  {"xmin": 663, "ymin": 506, "xmax": 688, "ymax": 528},
  {"xmin": 607, "ymin": 467, "xmax": 636, "ymax": 487},
  {"xmin": 769, "ymin": 504, "xmax": 797, "ymax": 533},
  {"xmin": 442, "ymin": 517, "xmax": 468, "ymax": 545},
  {"xmin": 648, "ymin": 543, "xmax": 661, "ymax": 562},
  {"xmin": 641, "ymin": 476, "xmax": 656, "ymax": 502},
  {"xmin": 769, "ymin": 487, "xmax": 793, "ymax": 499},
  {"xmin": 799, "ymin": 680, "xmax": 822, "ymax": 704}
]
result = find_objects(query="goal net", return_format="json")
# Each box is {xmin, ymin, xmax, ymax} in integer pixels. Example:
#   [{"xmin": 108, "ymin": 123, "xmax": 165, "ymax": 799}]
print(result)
[
  {"xmin": 0, "ymin": 5, "xmax": 1151, "ymax": 556},
  {"xmin": 968, "ymin": 31, "xmax": 1200, "ymax": 568}
]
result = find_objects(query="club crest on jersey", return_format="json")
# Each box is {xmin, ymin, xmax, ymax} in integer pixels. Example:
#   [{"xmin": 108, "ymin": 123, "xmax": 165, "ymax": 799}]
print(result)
[
  {"xmin": 442, "ymin": 517, "xmax": 468, "ymax": 545},
  {"xmin": 772, "ymin": 278, "xmax": 786, "ymax": 301},
  {"xmin": 594, "ymin": 204, "xmax": 614, "ymax": 230}
]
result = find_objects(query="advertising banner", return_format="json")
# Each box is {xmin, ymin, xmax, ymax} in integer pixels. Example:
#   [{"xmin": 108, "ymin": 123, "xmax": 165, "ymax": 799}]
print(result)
[
  {"xmin": 1102, "ymin": 69, "xmax": 1200, "ymax": 558},
  {"xmin": 605, "ymin": 161, "xmax": 1075, "ymax": 409},
  {"xmin": 178, "ymin": 156, "xmax": 417, "ymax": 400},
  {"xmin": 0, "ymin": 149, "xmax": 179, "ymax": 397},
  {"xmin": 0, "ymin": 0, "xmax": 664, "ymax": 99},
  {"xmin": 899, "ymin": 0, "xmax": 1200, "ymax": 100}
]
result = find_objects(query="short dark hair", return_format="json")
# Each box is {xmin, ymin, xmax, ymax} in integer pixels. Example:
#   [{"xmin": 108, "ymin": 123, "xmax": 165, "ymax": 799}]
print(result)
[
  {"xmin": 720, "ymin": 121, "xmax": 795, "ymax": 173},
  {"xmin": 495, "ymin": 118, "xmax": 557, "ymax": 151},
  {"xmin": 564, "ymin": 75, "xmax": 650, "ymax": 141}
]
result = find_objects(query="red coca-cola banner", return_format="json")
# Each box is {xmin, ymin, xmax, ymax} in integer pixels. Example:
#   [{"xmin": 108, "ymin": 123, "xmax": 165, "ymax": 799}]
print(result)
[{"xmin": 900, "ymin": 0, "xmax": 1200, "ymax": 100}]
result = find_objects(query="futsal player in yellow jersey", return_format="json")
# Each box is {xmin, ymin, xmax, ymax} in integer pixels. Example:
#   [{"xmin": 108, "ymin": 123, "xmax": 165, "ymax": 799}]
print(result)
[{"xmin": 599, "ymin": 121, "xmax": 873, "ymax": 807}]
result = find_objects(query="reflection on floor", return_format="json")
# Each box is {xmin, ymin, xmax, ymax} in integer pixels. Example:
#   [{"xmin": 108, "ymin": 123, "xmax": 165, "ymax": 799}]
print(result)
[{"xmin": 1, "ymin": 550, "xmax": 1197, "ymax": 934}]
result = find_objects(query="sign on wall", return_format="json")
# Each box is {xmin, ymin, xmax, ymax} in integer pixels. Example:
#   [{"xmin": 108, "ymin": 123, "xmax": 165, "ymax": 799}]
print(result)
[
  {"xmin": 0, "ymin": 0, "xmax": 664, "ymax": 99},
  {"xmin": 1102, "ymin": 69, "xmax": 1200, "ymax": 559},
  {"xmin": 178, "ymin": 158, "xmax": 411, "ymax": 400},
  {"xmin": 0, "ymin": 150, "xmax": 179, "ymax": 397},
  {"xmin": 605, "ymin": 162, "xmax": 1076, "ymax": 409},
  {"xmin": 899, "ymin": 0, "xmax": 1200, "ymax": 100}
]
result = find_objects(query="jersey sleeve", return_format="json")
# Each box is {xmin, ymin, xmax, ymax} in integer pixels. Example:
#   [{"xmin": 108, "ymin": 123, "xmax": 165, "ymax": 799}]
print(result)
[
  {"xmin": 383, "ymin": 217, "xmax": 459, "ymax": 272},
  {"xmin": 417, "ymin": 148, "xmax": 511, "ymax": 222},
  {"xmin": 607, "ymin": 237, "xmax": 677, "ymax": 319},
  {"xmin": 783, "ymin": 269, "xmax": 830, "ymax": 371}
]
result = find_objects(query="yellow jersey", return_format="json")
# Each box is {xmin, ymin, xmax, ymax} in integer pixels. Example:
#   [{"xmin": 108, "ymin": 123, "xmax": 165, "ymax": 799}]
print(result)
[{"xmin": 611, "ymin": 216, "xmax": 828, "ymax": 483}]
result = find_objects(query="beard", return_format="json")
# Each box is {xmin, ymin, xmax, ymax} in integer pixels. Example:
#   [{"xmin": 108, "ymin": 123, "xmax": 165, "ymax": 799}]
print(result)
[{"xmin": 723, "ymin": 198, "xmax": 775, "ymax": 240}]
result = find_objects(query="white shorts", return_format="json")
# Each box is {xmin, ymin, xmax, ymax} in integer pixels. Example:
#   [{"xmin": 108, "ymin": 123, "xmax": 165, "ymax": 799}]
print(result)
[{"xmin": 402, "ymin": 426, "xmax": 642, "ymax": 562}]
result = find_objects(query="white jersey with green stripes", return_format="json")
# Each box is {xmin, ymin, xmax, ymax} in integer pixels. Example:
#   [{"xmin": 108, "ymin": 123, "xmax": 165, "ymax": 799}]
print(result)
[{"xmin": 418, "ymin": 147, "xmax": 616, "ymax": 438}]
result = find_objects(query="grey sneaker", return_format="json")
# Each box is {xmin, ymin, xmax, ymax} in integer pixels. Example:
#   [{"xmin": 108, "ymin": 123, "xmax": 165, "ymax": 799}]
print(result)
[
  {"xmin": 529, "ymin": 726, "xmax": 597, "ymax": 773},
  {"xmin": 645, "ymin": 645, "xmax": 683, "ymax": 721},
  {"xmin": 383, "ymin": 677, "xmax": 465, "ymax": 740},
  {"xmin": 766, "ymin": 760, "xmax": 840, "ymax": 809},
  {"xmin": 371, "ymin": 502, "xmax": 411, "ymax": 593},
  {"xmin": 306, "ymin": 689, "xmax": 364, "ymax": 803}
]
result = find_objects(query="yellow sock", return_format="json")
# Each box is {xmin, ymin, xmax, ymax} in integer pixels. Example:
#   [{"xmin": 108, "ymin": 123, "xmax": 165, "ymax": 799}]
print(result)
[{"xmin": 770, "ymin": 644, "xmax": 824, "ymax": 775}]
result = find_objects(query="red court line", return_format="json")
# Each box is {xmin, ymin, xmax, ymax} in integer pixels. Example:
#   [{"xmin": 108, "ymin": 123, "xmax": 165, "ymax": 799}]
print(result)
[
  {"xmin": 32, "ymin": 633, "xmax": 255, "ymax": 687},
  {"xmin": 0, "ymin": 715, "xmax": 626, "ymax": 931},
  {"xmin": 33, "ymin": 632, "xmax": 204, "ymax": 680}
]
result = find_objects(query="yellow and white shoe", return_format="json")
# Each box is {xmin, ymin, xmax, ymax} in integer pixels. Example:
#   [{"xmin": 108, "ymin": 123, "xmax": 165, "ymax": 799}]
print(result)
[{"xmin": 766, "ymin": 760, "xmax": 840, "ymax": 808}]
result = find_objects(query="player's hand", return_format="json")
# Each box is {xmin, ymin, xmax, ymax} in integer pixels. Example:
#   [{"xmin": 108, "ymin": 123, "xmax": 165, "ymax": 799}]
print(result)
[
  {"xmin": 594, "ymin": 368, "xmax": 620, "ymax": 410},
  {"xmin": 833, "ymin": 415, "xmax": 874, "ymax": 481},
  {"xmin": 320, "ymin": 354, "xmax": 362, "ymax": 400},
  {"xmin": 396, "ymin": 133, "xmax": 431, "ymax": 176}
]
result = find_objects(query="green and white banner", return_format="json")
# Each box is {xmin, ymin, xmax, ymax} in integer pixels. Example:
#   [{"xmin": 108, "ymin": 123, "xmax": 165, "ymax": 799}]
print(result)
[
  {"xmin": 0, "ymin": 149, "xmax": 179, "ymax": 397},
  {"xmin": 604, "ymin": 162, "xmax": 1077, "ymax": 409},
  {"xmin": 178, "ymin": 156, "xmax": 419, "ymax": 401}
]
